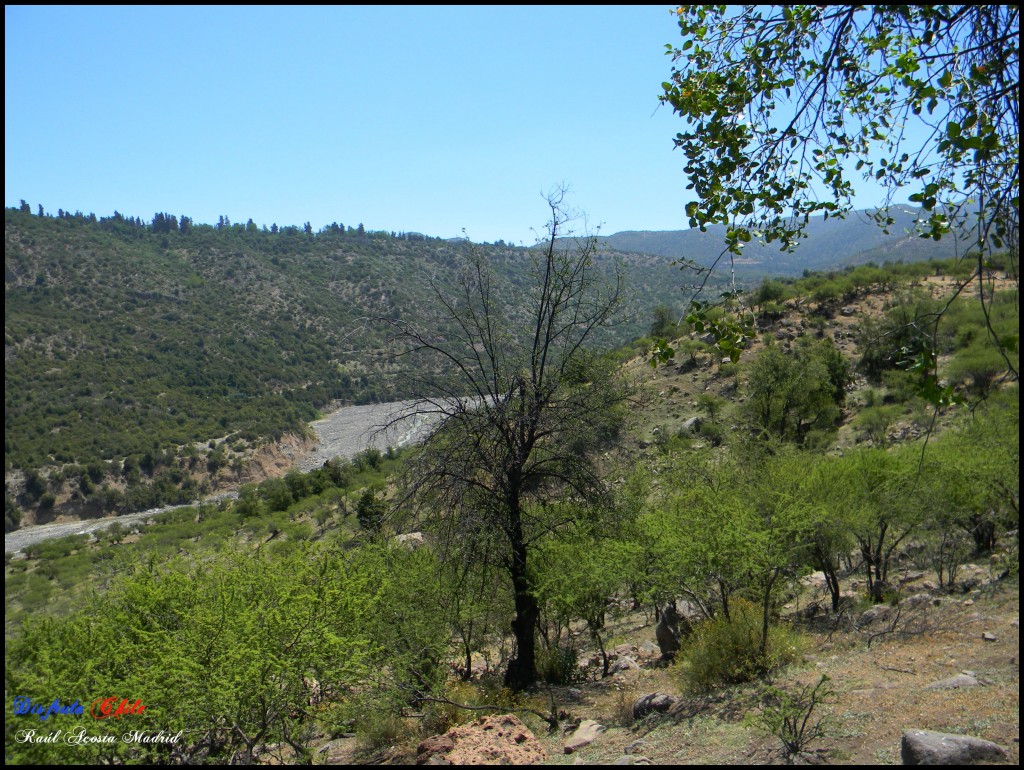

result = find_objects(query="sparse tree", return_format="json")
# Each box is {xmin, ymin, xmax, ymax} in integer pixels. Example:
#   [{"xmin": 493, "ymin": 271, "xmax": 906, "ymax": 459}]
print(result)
[{"xmin": 388, "ymin": 191, "xmax": 631, "ymax": 690}]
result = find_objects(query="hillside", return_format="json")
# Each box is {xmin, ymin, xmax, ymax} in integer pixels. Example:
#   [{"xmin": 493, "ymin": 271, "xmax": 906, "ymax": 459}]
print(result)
[
  {"xmin": 4, "ymin": 262, "xmax": 1018, "ymax": 765},
  {"xmin": 5, "ymin": 207, "xmax": 705, "ymax": 524},
  {"xmin": 597, "ymin": 206, "xmax": 968, "ymax": 278}
]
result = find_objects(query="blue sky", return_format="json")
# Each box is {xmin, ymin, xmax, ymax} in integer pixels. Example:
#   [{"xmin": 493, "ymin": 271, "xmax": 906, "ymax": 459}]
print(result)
[
  {"xmin": 5, "ymin": 5, "xmax": 891, "ymax": 245},
  {"xmin": 3, "ymin": 5, "xmax": 693, "ymax": 243}
]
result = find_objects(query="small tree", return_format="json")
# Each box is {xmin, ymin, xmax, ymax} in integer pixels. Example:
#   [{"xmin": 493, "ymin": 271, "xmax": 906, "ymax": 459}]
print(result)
[{"xmin": 389, "ymin": 191, "xmax": 631, "ymax": 690}]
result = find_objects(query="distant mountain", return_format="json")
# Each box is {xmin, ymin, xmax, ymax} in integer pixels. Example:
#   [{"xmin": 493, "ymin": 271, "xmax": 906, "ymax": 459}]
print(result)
[{"xmin": 597, "ymin": 206, "xmax": 968, "ymax": 277}]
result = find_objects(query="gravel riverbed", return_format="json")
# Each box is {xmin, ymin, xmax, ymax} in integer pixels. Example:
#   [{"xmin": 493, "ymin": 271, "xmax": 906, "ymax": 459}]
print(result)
[{"xmin": 5, "ymin": 400, "xmax": 443, "ymax": 553}]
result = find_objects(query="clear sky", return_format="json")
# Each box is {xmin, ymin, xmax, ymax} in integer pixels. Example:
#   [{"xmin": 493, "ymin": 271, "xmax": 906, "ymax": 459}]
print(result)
[{"xmin": 4, "ymin": 5, "xmax": 707, "ymax": 244}]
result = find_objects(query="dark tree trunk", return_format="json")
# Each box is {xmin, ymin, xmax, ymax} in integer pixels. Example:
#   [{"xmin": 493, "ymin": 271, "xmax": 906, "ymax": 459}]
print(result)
[
  {"xmin": 505, "ymin": 564, "xmax": 539, "ymax": 691},
  {"xmin": 504, "ymin": 504, "xmax": 539, "ymax": 692},
  {"xmin": 824, "ymin": 566, "xmax": 841, "ymax": 613}
]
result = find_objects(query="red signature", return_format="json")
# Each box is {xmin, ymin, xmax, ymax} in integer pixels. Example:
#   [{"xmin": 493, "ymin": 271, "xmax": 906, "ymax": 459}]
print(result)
[{"xmin": 89, "ymin": 697, "xmax": 146, "ymax": 719}]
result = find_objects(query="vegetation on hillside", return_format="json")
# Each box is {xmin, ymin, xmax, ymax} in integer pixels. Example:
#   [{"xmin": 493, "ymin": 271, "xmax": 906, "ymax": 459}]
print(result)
[
  {"xmin": 5, "ymin": 255, "xmax": 1017, "ymax": 764},
  {"xmin": 4, "ymin": 205, "xmax": 692, "ymax": 525}
]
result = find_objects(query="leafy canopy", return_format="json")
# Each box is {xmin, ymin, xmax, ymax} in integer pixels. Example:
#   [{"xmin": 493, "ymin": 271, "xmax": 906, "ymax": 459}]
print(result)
[
  {"xmin": 662, "ymin": 5, "xmax": 1018, "ymax": 255},
  {"xmin": 660, "ymin": 6, "xmax": 1019, "ymax": 383}
]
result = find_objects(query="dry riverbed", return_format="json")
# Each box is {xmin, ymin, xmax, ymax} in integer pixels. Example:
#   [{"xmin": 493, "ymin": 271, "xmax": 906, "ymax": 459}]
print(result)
[{"xmin": 5, "ymin": 400, "xmax": 442, "ymax": 554}]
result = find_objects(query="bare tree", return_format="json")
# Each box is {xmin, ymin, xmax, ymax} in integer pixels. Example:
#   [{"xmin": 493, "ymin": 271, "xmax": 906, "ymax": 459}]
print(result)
[{"xmin": 386, "ymin": 191, "xmax": 631, "ymax": 690}]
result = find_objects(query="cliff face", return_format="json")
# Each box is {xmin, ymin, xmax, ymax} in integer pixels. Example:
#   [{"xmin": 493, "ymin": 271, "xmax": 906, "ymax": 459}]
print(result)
[{"xmin": 233, "ymin": 431, "xmax": 317, "ymax": 485}]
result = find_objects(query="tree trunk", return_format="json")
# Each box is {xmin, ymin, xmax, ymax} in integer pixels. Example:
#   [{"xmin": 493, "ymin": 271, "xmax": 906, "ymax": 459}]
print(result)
[
  {"xmin": 505, "ymin": 565, "xmax": 539, "ymax": 691},
  {"xmin": 505, "ymin": 506, "xmax": 538, "ymax": 691}
]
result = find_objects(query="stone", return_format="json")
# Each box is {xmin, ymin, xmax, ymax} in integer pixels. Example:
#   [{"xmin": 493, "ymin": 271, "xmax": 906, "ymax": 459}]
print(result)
[
  {"xmin": 901, "ymin": 729, "xmax": 1006, "ymax": 764},
  {"xmin": 394, "ymin": 531, "xmax": 426, "ymax": 549},
  {"xmin": 416, "ymin": 714, "xmax": 546, "ymax": 765},
  {"xmin": 923, "ymin": 674, "xmax": 980, "ymax": 690},
  {"xmin": 609, "ymin": 655, "xmax": 639, "ymax": 674},
  {"xmin": 624, "ymin": 739, "xmax": 647, "ymax": 755},
  {"xmin": 981, "ymin": 631, "xmax": 997, "ymax": 642},
  {"xmin": 564, "ymin": 720, "xmax": 606, "ymax": 754},
  {"xmin": 632, "ymin": 693, "xmax": 678, "ymax": 720},
  {"xmin": 612, "ymin": 756, "xmax": 653, "ymax": 765},
  {"xmin": 858, "ymin": 604, "xmax": 893, "ymax": 625},
  {"xmin": 903, "ymin": 593, "xmax": 937, "ymax": 609}
]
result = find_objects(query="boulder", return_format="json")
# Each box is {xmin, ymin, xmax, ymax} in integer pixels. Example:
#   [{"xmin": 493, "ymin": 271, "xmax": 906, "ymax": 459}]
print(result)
[
  {"xmin": 416, "ymin": 714, "xmax": 546, "ymax": 765},
  {"xmin": 900, "ymin": 729, "xmax": 1006, "ymax": 764},
  {"xmin": 632, "ymin": 693, "xmax": 678, "ymax": 720},
  {"xmin": 564, "ymin": 719, "xmax": 606, "ymax": 754},
  {"xmin": 394, "ymin": 531, "xmax": 426, "ymax": 549},
  {"xmin": 609, "ymin": 655, "xmax": 639, "ymax": 674},
  {"xmin": 858, "ymin": 604, "xmax": 893, "ymax": 626},
  {"xmin": 923, "ymin": 674, "xmax": 980, "ymax": 690}
]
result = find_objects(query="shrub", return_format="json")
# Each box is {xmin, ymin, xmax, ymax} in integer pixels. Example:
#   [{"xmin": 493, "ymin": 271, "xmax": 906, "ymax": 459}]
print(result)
[
  {"xmin": 537, "ymin": 644, "xmax": 580, "ymax": 686},
  {"xmin": 757, "ymin": 675, "xmax": 835, "ymax": 763},
  {"xmin": 697, "ymin": 420, "xmax": 726, "ymax": 446},
  {"xmin": 679, "ymin": 599, "xmax": 805, "ymax": 692},
  {"xmin": 357, "ymin": 713, "xmax": 407, "ymax": 752}
]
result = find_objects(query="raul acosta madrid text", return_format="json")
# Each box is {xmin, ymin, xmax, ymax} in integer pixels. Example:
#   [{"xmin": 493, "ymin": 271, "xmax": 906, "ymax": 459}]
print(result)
[{"xmin": 14, "ymin": 727, "xmax": 184, "ymax": 745}]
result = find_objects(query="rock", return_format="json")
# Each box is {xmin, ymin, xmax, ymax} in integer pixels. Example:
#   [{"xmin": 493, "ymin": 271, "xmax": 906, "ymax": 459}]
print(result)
[
  {"xmin": 858, "ymin": 604, "xmax": 893, "ymax": 625},
  {"xmin": 612, "ymin": 643, "xmax": 638, "ymax": 657},
  {"xmin": 612, "ymin": 756, "xmax": 653, "ymax": 765},
  {"xmin": 609, "ymin": 655, "xmax": 639, "ymax": 674},
  {"xmin": 982, "ymin": 631, "xmax": 998, "ymax": 642},
  {"xmin": 903, "ymin": 593, "xmax": 937, "ymax": 609},
  {"xmin": 564, "ymin": 719, "xmax": 606, "ymax": 754},
  {"xmin": 566, "ymin": 688, "xmax": 584, "ymax": 702},
  {"xmin": 681, "ymin": 416, "xmax": 702, "ymax": 433},
  {"xmin": 416, "ymin": 714, "xmax": 546, "ymax": 765},
  {"xmin": 901, "ymin": 729, "xmax": 1007, "ymax": 764},
  {"xmin": 394, "ymin": 531, "xmax": 426, "ymax": 549},
  {"xmin": 632, "ymin": 693, "xmax": 678, "ymax": 720},
  {"xmin": 924, "ymin": 674, "xmax": 980, "ymax": 690}
]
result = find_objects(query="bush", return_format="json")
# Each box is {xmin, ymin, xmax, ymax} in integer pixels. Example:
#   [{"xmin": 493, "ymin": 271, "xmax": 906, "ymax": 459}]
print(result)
[
  {"xmin": 757, "ymin": 675, "xmax": 835, "ymax": 763},
  {"xmin": 357, "ymin": 713, "xmax": 407, "ymax": 752},
  {"xmin": 537, "ymin": 644, "xmax": 580, "ymax": 685},
  {"xmin": 678, "ymin": 599, "xmax": 805, "ymax": 692},
  {"xmin": 697, "ymin": 420, "xmax": 726, "ymax": 446}
]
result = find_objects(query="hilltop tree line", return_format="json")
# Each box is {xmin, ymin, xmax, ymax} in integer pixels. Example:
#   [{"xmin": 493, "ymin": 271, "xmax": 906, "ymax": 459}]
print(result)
[{"xmin": 14, "ymin": 199, "xmax": 508, "ymax": 246}]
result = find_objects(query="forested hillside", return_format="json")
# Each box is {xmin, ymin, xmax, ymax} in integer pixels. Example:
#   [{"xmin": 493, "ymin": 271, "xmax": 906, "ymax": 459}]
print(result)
[{"xmin": 4, "ymin": 206, "xmax": 695, "ymax": 522}]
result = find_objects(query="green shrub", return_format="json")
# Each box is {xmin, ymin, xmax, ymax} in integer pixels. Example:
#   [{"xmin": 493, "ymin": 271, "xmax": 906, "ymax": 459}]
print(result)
[
  {"xmin": 697, "ymin": 420, "xmax": 726, "ymax": 446},
  {"xmin": 357, "ymin": 712, "xmax": 407, "ymax": 752},
  {"xmin": 679, "ymin": 599, "xmax": 805, "ymax": 692},
  {"xmin": 757, "ymin": 674, "xmax": 835, "ymax": 763},
  {"xmin": 537, "ymin": 644, "xmax": 580, "ymax": 685}
]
